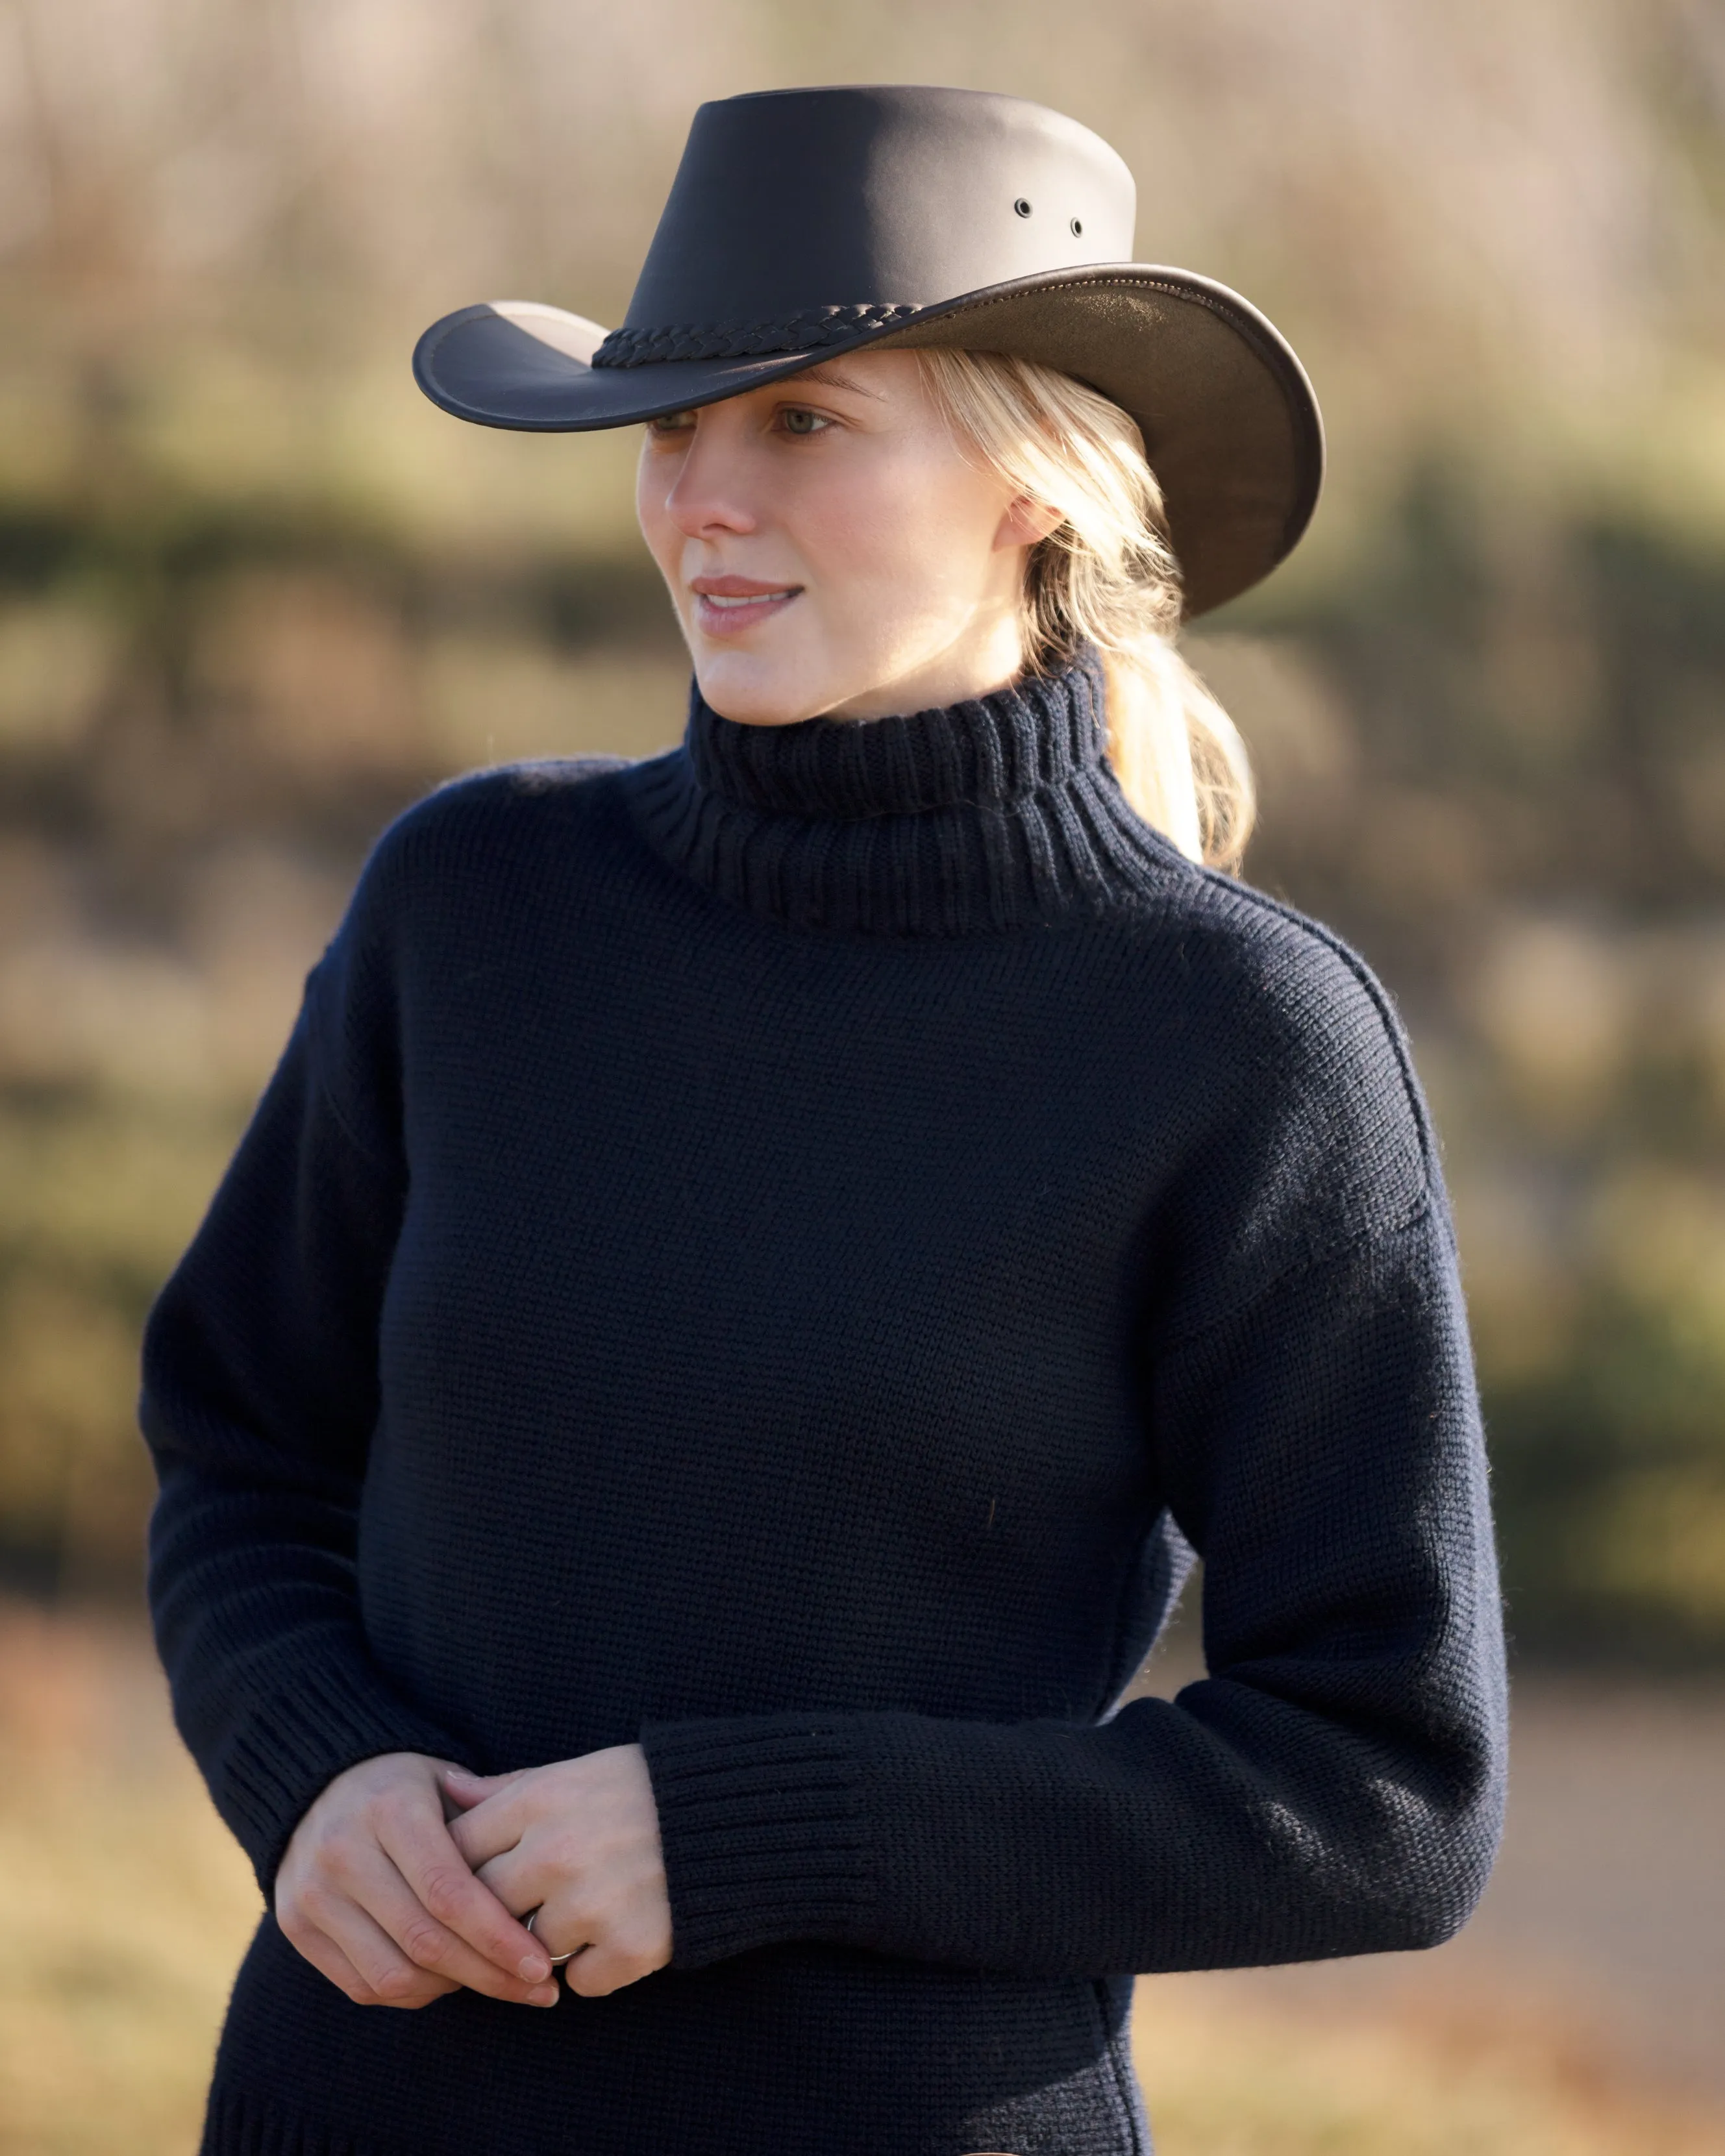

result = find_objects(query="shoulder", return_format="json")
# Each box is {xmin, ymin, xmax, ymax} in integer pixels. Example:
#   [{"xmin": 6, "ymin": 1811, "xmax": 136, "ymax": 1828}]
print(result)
[
  {"xmin": 1110, "ymin": 863, "xmax": 1439, "ymax": 1257},
  {"xmin": 330, "ymin": 756, "xmax": 636, "ymax": 934},
  {"xmin": 307, "ymin": 756, "xmax": 638, "ymax": 1018},
  {"xmin": 370, "ymin": 754, "xmax": 633, "ymax": 884},
  {"xmin": 1162, "ymin": 869, "xmax": 1423, "ymax": 1122}
]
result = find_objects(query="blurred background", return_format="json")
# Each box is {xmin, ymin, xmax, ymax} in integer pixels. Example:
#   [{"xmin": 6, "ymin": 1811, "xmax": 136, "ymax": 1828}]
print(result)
[{"xmin": 1, "ymin": 1, "xmax": 1723, "ymax": 2150}]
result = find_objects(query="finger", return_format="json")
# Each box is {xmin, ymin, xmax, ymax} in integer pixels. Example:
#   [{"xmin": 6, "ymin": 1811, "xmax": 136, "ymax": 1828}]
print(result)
[
  {"xmin": 304, "ymin": 1890, "xmax": 467, "ymax": 2009},
  {"xmin": 472, "ymin": 1848, "xmax": 539, "ymax": 1912},
  {"xmin": 440, "ymin": 1764, "xmax": 528, "ymax": 1813},
  {"xmin": 445, "ymin": 1788, "xmax": 532, "ymax": 1868},
  {"xmin": 378, "ymin": 1804, "xmax": 551, "ymax": 1983},
  {"xmin": 563, "ymin": 1939, "xmax": 658, "ymax": 1999},
  {"xmin": 351, "ymin": 1854, "xmax": 561, "ymax": 2007},
  {"xmin": 476, "ymin": 1854, "xmax": 597, "ymax": 1957},
  {"xmin": 279, "ymin": 1912, "xmax": 388, "ymax": 2007}
]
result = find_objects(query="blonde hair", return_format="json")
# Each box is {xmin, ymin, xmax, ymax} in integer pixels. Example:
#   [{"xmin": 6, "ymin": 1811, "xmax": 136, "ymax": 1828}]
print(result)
[{"xmin": 915, "ymin": 348, "xmax": 1254, "ymax": 874}]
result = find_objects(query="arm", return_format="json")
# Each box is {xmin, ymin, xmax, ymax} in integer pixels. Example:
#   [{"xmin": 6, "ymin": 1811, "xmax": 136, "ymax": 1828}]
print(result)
[
  {"xmin": 140, "ymin": 908, "xmax": 558, "ymax": 2008},
  {"xmin": 141, "ymin": 945, "xmax": 459, "ymax": 1889},
  {"xmin": 632, "ymin": 955, "xmax": 1508, "ymax": 1979},
  {"xmin": 445, "ymin": 1202, "xmax": 1501, "ymax": 1987}
]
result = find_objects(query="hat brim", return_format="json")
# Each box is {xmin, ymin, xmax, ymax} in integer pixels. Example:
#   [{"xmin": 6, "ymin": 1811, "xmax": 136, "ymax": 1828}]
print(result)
[{"xmin": 412, "ymin": 267, "xmax": 1322, "ymax": 619}]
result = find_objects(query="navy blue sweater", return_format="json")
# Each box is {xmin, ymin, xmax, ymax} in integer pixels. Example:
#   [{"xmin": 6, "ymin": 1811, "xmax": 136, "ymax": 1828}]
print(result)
[{"xmin": 140, "ymin": 654, "xmax": 1506, "ymax": 2156}]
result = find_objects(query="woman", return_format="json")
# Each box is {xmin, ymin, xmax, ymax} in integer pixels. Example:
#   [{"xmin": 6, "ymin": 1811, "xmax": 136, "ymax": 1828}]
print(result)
[{"xmin": 140, "ymin": 85, "xmax": 1506, "ymax": 2156}]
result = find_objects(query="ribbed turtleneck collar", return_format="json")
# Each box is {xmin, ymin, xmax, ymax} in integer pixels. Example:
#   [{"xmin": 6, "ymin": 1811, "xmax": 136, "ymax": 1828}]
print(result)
[{"xmin": 626, "ymin": 649, "xmax": 1185, "ymax": 936}]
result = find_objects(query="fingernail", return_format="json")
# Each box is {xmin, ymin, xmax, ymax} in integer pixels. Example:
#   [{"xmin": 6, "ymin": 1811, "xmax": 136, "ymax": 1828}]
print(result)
[
  {"xmin": 530, "ymin": 1983, "xmax": 559, "ymax": 2007},
  {"xmin": 520, "ymin": 1955, "xmax": 551, "ymax": 1982}
]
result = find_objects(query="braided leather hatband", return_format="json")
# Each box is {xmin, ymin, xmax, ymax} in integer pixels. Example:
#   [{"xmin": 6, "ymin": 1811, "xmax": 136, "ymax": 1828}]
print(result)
[{"xmin": 589, "ymin": 303, "xmax": 924, "ymax": 368}]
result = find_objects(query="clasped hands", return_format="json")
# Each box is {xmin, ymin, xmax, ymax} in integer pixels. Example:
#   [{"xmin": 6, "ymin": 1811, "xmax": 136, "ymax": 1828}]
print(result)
[{"xmin": 275, "ymin": 1743, "xmax": 673, "ymax": 2010}]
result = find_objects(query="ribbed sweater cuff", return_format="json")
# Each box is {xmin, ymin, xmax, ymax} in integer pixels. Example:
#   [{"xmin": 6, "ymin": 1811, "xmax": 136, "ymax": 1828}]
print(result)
[
  {"xmin": 639, "ymin": 1716, "xmax": 875, "ymax": 1968},
  {"xmin": 219, "ymin": 1646, "xmax": 467, "ymax": 1898}
]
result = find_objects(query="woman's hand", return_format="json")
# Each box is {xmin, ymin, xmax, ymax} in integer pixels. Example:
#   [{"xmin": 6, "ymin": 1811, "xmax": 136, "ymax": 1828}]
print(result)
[
  {"xmin": 443, "ymin": 1742, "xmax": 673, "ymax": 1998},
  {"xmin": 275, "ymin": 1752, "xmax": 562, "ymax": 2010}
]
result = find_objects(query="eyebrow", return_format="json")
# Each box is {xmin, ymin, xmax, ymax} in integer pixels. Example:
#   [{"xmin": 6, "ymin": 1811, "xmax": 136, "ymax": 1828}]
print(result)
[{"xmin": 789, "ymin": 363, "xmax": 886, "ymax": 399}]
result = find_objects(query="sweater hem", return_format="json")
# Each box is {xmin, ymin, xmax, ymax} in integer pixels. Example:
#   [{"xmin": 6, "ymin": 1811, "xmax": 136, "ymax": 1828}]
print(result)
[{"xmin": 203, "ymin": 2081, "xmax": 432, "ymax": 2156}]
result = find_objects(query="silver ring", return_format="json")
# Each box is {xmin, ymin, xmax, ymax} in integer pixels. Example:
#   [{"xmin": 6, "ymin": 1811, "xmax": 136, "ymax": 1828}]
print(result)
[{"xmin": 523, "ymin": 1907, "xmax": 578, "ymax": 1966}]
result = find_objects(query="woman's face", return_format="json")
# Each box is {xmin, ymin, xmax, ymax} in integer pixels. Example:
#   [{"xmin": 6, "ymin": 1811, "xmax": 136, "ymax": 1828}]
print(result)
[{"xmin": 635, "ymin": 348, "xmax": 1060, "ymax": 725}]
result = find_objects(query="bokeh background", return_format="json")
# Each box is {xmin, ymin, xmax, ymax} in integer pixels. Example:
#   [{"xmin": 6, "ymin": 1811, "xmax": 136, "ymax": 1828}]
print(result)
[{"xmin": 3, "ymin": 1, "xmax": 1724, "ymax": 2150}]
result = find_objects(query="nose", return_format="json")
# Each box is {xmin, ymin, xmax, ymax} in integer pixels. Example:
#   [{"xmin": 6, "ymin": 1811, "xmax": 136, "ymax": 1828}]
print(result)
[{"xmin": 661, "ymin": 416, "xmax": 758, "ymax": 541}]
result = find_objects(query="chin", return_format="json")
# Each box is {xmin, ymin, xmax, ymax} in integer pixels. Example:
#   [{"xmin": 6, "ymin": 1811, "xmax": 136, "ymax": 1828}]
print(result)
[{"xmin": 691, "ymin": 654, "xmax": 836, "ymax": 729}]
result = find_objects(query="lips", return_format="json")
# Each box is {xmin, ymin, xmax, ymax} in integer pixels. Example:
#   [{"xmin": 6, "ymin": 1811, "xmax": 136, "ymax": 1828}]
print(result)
[{"xmin": 690, "ymin": 576, "xmax": 801, "ymax": 636}]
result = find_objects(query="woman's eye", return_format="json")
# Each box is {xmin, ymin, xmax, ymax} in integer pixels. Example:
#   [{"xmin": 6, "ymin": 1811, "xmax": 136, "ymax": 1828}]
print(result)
[
  {"xmin": 779, "ymin": 408, "xmax": 831, "ymax": 436},
  {"xmin": 647, "ymin": 411, "xmax": 697, "ymax": 438}
]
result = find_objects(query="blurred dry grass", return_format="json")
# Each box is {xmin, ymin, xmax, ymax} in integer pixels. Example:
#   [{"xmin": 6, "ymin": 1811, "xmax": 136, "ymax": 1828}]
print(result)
[
  {"xmin": 1134, "ymin": 1979, "xmax": 1725, "ymax": 2156},
  {"xmin": 0, "ymin": 1604, "xmax": 255, "ymax": 2156},
  {"xmin": 3, "ymin": 1601, "xmax": 1724, "ymax": 2156}
]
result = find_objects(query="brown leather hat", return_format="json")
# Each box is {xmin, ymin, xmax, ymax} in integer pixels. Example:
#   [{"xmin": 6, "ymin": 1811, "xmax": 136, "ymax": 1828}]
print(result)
[{"xmin": 413, "ymin": 85, "xmax": 1322, "ymax": 618}]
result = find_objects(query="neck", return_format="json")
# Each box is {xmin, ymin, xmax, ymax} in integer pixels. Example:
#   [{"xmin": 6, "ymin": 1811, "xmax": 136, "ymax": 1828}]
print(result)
[
  {"xmin": 819, "ymin": 613, "xmax": 1029, "ymax": 723},
  {"xmin": 624, "ymin": 646, "xmax": 1194, "ymax": 937}
]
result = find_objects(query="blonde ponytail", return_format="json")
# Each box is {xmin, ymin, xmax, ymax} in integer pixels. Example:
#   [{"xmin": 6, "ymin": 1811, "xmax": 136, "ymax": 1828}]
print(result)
[{"xmin": 915, "ymin": 348, "xmax": 1255, "ymax": 874}]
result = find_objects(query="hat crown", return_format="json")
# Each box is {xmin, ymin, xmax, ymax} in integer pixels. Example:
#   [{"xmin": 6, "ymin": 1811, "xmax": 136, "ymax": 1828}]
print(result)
[{"xmin": 621, "ymin": 86, "xmax": 1137, "ymax": 331}]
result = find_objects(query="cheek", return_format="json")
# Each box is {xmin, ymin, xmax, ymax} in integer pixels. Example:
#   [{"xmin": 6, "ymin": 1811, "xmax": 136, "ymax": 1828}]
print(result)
[
  {"xmin": 634, "ymin": 454, "xmax": 682, "ymax": 582},
  {"xmin": 801, "ymin": 459, "xmax": 999, "ymax": 617}
]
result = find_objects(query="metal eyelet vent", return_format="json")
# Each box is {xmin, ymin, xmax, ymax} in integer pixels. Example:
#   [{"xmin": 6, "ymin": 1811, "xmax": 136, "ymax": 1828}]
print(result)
[
  {"xmin": 1070, "ymin": 217, "xmax": 1084, "ymax": 236},
  {"xmin": 1013, "ymin": 197, "xmax": 1033, "ymax": 217}
]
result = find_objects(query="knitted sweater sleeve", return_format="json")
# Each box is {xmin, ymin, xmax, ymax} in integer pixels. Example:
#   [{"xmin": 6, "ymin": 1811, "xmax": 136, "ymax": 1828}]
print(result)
[
  {"xmin": 138, "ymin": 900, "xmax": 467, "ymax": 1898},
  {"xmin": 640, "ymin": 928, "xmax": 1508, "ymax": 1977}
]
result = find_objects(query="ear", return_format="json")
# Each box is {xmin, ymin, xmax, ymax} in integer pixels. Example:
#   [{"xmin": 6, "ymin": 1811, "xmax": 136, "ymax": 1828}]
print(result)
[{"xmin": 995, "ymin": 493, "xmax": 1065, "ymax": 551}]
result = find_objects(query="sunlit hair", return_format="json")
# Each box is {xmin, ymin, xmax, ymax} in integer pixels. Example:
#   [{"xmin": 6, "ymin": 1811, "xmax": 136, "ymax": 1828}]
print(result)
[{"xmin": 915, "ymin": 348, "xmax": 1254, "ymax": 873}]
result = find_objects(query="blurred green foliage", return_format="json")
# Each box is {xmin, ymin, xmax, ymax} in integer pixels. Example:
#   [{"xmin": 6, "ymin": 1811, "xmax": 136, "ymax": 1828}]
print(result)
[
  {"xmin": 2, "ymin": 0, "xmax": 1724, "ymax": 1660},
  {"xmin": 1231, "ymin": 482, "xmax": 1725, "ymax": 1662}
]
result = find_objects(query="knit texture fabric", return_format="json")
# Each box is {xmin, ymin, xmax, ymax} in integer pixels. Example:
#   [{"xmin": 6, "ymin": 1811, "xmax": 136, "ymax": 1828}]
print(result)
[{"xmin": 139, "ymin": 652, "xmax": 1507, "ymax": 2156}]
